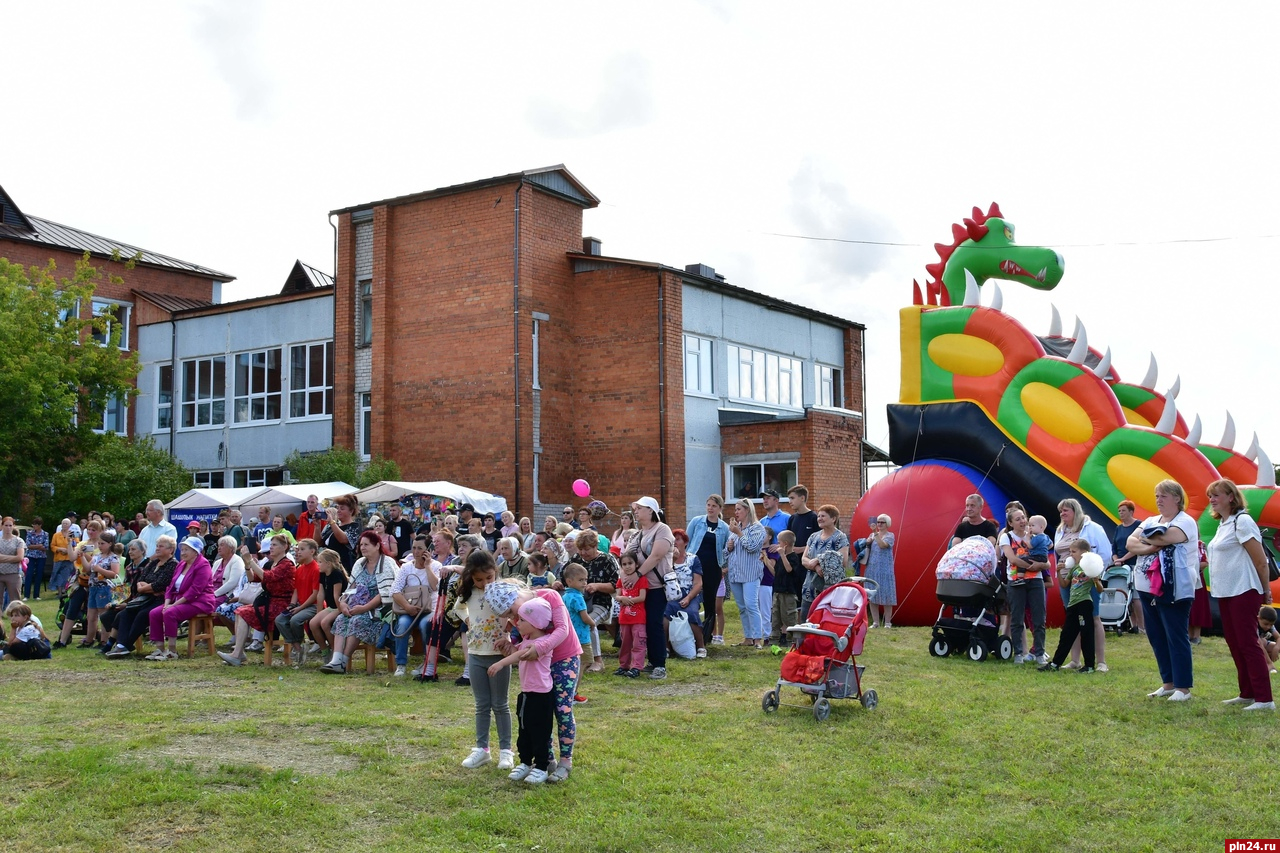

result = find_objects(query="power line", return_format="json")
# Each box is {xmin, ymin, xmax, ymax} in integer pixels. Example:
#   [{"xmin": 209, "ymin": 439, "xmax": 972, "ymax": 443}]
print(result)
[{"xmin": 758, "ymin": 231, "xmax": 1280, "ymax": 248}]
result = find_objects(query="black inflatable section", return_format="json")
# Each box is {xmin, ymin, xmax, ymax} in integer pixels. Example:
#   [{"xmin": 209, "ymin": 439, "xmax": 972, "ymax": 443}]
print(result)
[{"xmin": 887, "ymin": 402, "xmax": 1115, "ymax": 538}]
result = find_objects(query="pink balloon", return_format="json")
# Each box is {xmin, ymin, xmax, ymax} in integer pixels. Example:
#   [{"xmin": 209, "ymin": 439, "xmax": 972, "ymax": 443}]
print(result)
[{"xmin": 572, "ymin": 478, "xmax": 591, "ymax": 498}]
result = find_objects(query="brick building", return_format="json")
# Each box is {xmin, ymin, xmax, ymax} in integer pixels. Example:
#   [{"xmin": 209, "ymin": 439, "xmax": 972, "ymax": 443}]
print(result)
[
  {"xmin": 331, "ymin": 166, "xmax": 867, "ymax": 527},
  {"xmin": 0, "ymin": 183, "xmax": 233, "ymax": 437}
]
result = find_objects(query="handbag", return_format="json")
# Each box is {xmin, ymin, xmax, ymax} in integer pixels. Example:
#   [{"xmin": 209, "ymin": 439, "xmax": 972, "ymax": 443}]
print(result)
[
  {"xmin": 237, "ymin": 581, "xmax": 264, "ymax": 606},
  {"xmin": 392, "ymin": 573, "xmax": 426, "ymax": 616}
]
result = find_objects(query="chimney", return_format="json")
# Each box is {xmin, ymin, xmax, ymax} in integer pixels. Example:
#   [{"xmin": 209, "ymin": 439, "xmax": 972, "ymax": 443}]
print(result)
[
  {"xmin": 685, "ymin": 263, "xmax": 717, "ymax": 279},
  {"xmin": 583, "ymin": 236, "xmax": 602, "ymax": 256}
]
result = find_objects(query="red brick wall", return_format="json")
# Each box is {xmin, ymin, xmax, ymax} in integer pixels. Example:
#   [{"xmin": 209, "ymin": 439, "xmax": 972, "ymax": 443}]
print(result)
[
  {"xmin": 843, "ymin": 325, "xmax": 865, "ymax": 416},
  {"xmin": 333, "ymin": 212, "xmax": 355, "ymax": 450}
]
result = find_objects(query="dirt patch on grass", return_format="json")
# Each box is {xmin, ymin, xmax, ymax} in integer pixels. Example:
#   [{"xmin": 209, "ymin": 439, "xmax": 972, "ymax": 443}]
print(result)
[
  {"xmin": 182, "ymin": 709, "xmax": 259, "ymax": 725},
  {"xmin": 136, "ymin": 733, "xmax": 355, "ymax": 775},
  {"xmin": 641, "ymin": 681, "xmax": 721, "ymax": 697}
]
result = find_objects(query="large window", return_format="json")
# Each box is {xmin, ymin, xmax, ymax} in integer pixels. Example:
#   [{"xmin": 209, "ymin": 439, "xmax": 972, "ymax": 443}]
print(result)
[
  {"xmin": 683, "ymin": 334, "xmax": 713, "ymax": 395},
  {"xmin": 232, "ymin": 468, "xmax": 284, "ymax": 489},
  {"xmin": 358, "ymin": 278, "xmax": 372, "ymax": 346},
  {"xmin": 290, "ymin": 341, "xmax": 333, "ymax": 418},
  {"xmin": 182, "ymin": 357, "xmax": 227, "ymax": 428},
  {"xmin": 193, "ymin": 471, "xmax": 225, "ymax": 489},
  {"xmin": 95, "ymin": 395, "xmax": 127, "ymax": 435},
  {"xmin": 815, "ymin": 364, "xmax": 842, "ymax": 408},
  {"xmin": 156, "ymin": 365, "xmax": 173, "ymax": 431},
  {"xmin": 360, "ymin": 393, "xmax": 372, "ymax": 460},
  {"xmin": 726, "ymin": 345, "xmax": 802, "ymax": 408},
  {"xmin": 234, "ymin": 349, "xmax": 282, "ymax": 423},
  {"xmin": 728, "ymin": 461, "xmax": 799, "ymax": 502},
  {"xmin": 91, "ymin": 299, "xmax": 131, "ymax": 349}
]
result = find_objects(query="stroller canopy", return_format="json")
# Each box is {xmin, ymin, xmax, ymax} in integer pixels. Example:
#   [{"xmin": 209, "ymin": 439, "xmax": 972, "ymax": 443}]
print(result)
[{"xmin": 936, "ymin": 536, "xmax": 997, "ymax": 582}]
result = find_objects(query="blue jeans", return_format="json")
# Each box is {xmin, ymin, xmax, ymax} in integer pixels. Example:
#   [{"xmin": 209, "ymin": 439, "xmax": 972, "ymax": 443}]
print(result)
[
  {"xmin": 392, "ymin": 612, "xmax": 429, "ymax": 666},
  {"xmin": 1140, "ymin": 593, "xmax": 1193, "ymax": 689},
  {"xmin": 24, "ymin": 558, "xmax": 45, "ymax": 599},
  {"xmin": 730, "ymin": 579, "xmax": 762, "ymax": 641},
  {"xmin": 50, "ymin": 561, "xmax": 74, "ymax": 594}
]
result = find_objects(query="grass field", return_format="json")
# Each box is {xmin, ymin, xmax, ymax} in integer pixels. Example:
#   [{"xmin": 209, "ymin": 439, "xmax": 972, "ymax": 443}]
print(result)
[{"xmin": 3, "ymin": 595, "xmax": 1277, "ymax": 853}]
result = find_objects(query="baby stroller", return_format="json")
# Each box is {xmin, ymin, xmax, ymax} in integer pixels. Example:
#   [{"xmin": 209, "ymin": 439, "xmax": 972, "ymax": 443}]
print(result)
[
  {"xmin": 1097, "ymin": 564, "xmax": 1132, "ymax": 635},
  {"xmin": 762, "ymin": 579, "xmax": 878, "ymax": 721},
  {"xmin": 930, "ymin": 536, "xmax": 1013, "ymax": 662}
]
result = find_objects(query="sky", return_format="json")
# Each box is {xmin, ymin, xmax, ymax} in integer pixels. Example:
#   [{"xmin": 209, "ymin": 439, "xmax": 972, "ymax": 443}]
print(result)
[{"xmin": 4, "ymin": 2, "xmax": 1279, "ymax": 467}]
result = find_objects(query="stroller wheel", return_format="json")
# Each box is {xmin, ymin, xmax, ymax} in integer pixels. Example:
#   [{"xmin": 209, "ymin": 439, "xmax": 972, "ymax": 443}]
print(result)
[
  {"xmin": 813, "ymin": 697, "xmax": 831, "ymax": 722},
  {"xmin": 967, "ymin": 639, "xmax": 989, "ymax": 662},
  {"xmin": 929, "ymin": 637, "xmax": 950, "ymax": 657},
  {"xmin": 761, "ymin": 690, "xmax": 780, "ymax": 713},
  {"xmin": 860, "ymin": 689, "xmax": 879, "ymax": 711},
  {"xmin": 996, "ymin": 635, "xmax": 1014, "ymax": 661}
]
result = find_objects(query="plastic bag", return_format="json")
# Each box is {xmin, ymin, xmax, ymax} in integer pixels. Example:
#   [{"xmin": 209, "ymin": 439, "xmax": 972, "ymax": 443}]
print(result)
[{"xmin": 668, "ymin": 611, "xmax": 696, "ymax": 660}]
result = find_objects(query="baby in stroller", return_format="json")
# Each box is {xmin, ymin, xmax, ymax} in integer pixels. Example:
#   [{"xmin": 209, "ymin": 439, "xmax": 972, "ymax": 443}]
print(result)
[{"xmin": 931, "ymin": 536, "xmax": 1014, "ymax": 662}]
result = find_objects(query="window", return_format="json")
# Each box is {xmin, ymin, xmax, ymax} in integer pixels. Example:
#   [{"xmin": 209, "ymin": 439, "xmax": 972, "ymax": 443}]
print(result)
[
  {"xmin": 91, "ymin": 299, "xmax": 131, "ymax": 349},
  {"xmin": 683, "ymin": 334, "xmax": 713, "ymax": 394},
  {"xmin": 193, "ymin": 471, "xmax": 225, "ymax": 489},
  {"xmin": 728, "ymin": 461, "xmax": 799, "ymax": 502},
  {"xmin": 234, "ymin": 349, "xmax": 282, "ymax": 423},
  {"xmin": 56, "ymin": 297, "xmax": 81, "ymax": 327},
  {"xmin": 726, "ymin": 345, "xmax": 802, "ymax": 408},
  {"xmin": 358, "ymin": 278, "xmax": 372, "ymax": 346},
  {"xmin": 95, "ymin": 395, "xmax": 127, "ymax": 435},
  {"xmin": 290, "ymin": 341, "xmax": 334, "ymax": 418},
  {"xmin": 232, "ymin": 468, "xmax": 284, "ymax": 489},
  {"xmin": 531, "ymin": 319, "xmax": 541, "ymax": 390},
  {"xmin": 181, "ymin": 357, "xmax": 227, "ymax": 428},
  {"xmin": 816, "ymin": 364, "xmax": 842, "ymax": 408},
  {"xmin": 360, "ymin": 393, "xmax": 372, "ymax": 460},
  {"xmin": 157, "ymin": 365, "xmax": 173, "ymax": 431}
]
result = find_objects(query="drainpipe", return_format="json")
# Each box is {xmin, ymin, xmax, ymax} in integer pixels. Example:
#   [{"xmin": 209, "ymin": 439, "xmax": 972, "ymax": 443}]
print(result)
[
  {"xmin": 512, "ymin": 179, "xmax": 525, "ymax": 517},
  {"xmin": 329, "ymin": 213, "xmax": 338, "ymax": 453},
  {"xmin": 168, "ymin": 316, "xmax": 177, "ymax": 458},
  {"xmin": 860, "ymin": 325, "xmax": 868, "ymax": 494},
  {"xmin": 657, "ymin": 269, "xmax": 667, "ymax": 511}
]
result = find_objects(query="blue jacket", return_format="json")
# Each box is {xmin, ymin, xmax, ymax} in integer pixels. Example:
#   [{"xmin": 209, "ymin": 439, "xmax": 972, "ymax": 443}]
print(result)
[{"xmin": 686, "ymin": 515, "xmax": 730, "ymax": 569}]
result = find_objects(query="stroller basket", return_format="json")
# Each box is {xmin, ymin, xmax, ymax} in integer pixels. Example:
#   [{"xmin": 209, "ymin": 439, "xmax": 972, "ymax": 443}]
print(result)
[
  {"xmin": 817, "ymin": 660, "xmax": 866, "ymax": 700},
  {"xmin": 936, "ymin": 577, "xmax": 1004, "ymax": 608}
]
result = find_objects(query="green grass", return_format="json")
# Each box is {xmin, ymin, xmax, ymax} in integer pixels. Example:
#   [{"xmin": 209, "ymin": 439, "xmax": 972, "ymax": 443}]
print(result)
[{"xmin": 5, "ymin": 596, "xmax": 1278, "ymax": 852}]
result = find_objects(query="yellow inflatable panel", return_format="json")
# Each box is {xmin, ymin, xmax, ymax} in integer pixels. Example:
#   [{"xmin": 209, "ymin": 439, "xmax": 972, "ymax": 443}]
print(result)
[
  {"xmin": 1121, "ymin": 406, "xmax": 1153, "ymax": 427},
  {"xmin": 926, "ymin": 333, "xmax": 1004, "ymax": 377},
  {"xmin": 1021, "ymin": 382, "xmax": 1093, "ymax": 444},
  {"xmin": 1106, "ymin": 454, "xmax": 1172, "ymax": 510}
]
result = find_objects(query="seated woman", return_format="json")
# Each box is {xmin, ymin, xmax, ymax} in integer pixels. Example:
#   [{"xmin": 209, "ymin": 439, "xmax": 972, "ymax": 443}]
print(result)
[
  {"xmin": 319, "ymin": 531, "xmax": 397, "ymax": 673},
  {"xmin": 84, "ymin": 528, "xmax": 123, "ymax": 649},
  {"xmin": 209, "ymin": 536, "xmax": 246, "ymax": 631},
  {"xmin": 389, "ymin": 534, "xmax": 440, "ymax": 676},
  {"xmin": 145, "ymin": 536, "xmax": 217, "ymax": 661},
  {"xmin": 308, "ymin": 548, "xmax": 349, "ymax": 662},
  {"xmin": 218, "ymin": 534, "xmax": 296, "ymax": 666},
  {"xmin": 104, "ymin": 536, "xmax": 179, "ymax": 658},
  {"xmin": 99, "ymin": 538, "xmax": 148, "ymax": 652}
]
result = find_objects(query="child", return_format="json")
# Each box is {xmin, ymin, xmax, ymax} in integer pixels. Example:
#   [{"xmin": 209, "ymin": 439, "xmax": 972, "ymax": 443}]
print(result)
[
  {"xmin": 767, "ymin": 529, "xmax": 803, "ymax": 643},
  {"xmin": 450, "ymin": 549, "xmax": 514, "ymax": 772},
  {"xmin": 614, "ymin": 551, "xmax": 648, "ymax": 677},
  {"xmin": 1039, "ymin": 540, "xmax": 1103, "ymax": 673},
  {"xmin": 1026, "ymin": 516, "xmax": 1053, "ymax": 568},
  {"xmin": 560, "ymin": 563, "xmax": 595, "ymax": 703},
  {"xmin": 1258, "ymin": 605, "xmax": 1279, "ymax": 674},
  {"xmin": 487, "ymin": 597, "xmax": 555, "ymax": 784},
  {"xmin": 527, "ymin": 552, "xmax": 556, "ymax": 588},
  {"xmin": 3, "ymin": 601, "xmax": 51, "ymax": 660}
]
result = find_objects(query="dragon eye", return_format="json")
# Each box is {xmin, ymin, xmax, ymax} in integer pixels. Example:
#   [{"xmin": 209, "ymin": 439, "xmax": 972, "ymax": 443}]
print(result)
[{"xmin": 1004, "ymin": 226, "xmax": 1014, "ymax": 241}]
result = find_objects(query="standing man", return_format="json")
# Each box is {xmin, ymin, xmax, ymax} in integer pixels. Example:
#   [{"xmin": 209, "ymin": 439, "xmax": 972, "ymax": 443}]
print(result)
[
  {"xmin": 224, "ymin": 510, "xmax": 246, "ymax": 547},
  {"xmin": 251, "ymin": 506, "xmax": 273, "ymax": 544},
  {"xmin": 952, "ymin": 494, "xmax": 998, "ymax": 547},
  {"xmin": 138, "ymin": 499, "xmax": 178, "ymax": 559},
  {"xmin": 67, "ymin": 511, "xmax": 83, "ymax": 541},
  {"xmin": 386, "ymin": 504, "xmax": 415, "ymax": 559},
  {"xmin": 296, "ymin": 495, "xmax": 328, "ymax": 543},
  {"xmin": 786, "ymin": 485, "xmax": 820, "ymax": 558},
  {"xmin": 758, "ymin": 489, "xmax": 791, "ymax": 643}
]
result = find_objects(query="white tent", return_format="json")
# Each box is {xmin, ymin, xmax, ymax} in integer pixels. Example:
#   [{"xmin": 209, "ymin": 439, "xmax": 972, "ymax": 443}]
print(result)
[
  {"xmin": 353, "ymin": 480, "xmax": 508, "ymax": 515},
  {"xmin": 164, "ymin": 482, "xmax": 356, "ymax": 526},
  {"xmin": 247, "ymin": 482, "xmax": 357, "ymax": 507}
]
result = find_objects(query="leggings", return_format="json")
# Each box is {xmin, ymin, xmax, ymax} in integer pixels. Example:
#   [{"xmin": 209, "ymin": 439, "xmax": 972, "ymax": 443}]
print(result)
[
  {"xmin": 149, "ymin": 601, "xmax": 208, "ymax": 643},
  {"xmin": 702, "ymin": 561, "xmax": 723, "ymax": 631},
  {"xmin": 549, "ymin": 656, "xmax": 579, "ymax": 763},
  {"xmin": 516, "ymin": 690, "xmax": 555, "ymax": 771},
  {"xmin": 645, "ymin": 584, "xmax": 668, "ymax": 667},
  {"xmin": 467, "ymin": 653, "xmax": 511, "ymax": 750},
  {"xmin": 1051, "ymin": 599, "xmax": 1095, "ymax": 668}
]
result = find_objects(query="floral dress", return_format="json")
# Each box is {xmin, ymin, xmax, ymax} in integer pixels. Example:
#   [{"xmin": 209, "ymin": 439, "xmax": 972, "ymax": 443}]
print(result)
[
  {"xmin": 865, "ymin": 532, "xmax": 897, "ymax": 605},
  {"xmin": 333, "ymin": 556, "xmax": 396, "ymax": 644},
  {"xmin": 803, "ymin": 530, "xmax": 849, "ymax": 602}
]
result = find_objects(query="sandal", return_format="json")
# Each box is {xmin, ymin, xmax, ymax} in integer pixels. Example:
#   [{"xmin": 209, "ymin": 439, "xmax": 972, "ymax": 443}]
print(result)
[
  {"xmin": 546, "ymin": 764, "xmax": 571, "ymax": 783},
  {"xmin": 587, "ymin": 663, "xmax": 604, "ymax": 673}
]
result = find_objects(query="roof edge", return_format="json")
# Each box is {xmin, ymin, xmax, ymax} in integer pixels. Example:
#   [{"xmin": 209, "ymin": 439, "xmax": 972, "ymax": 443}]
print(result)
[{"xmin": 330, "ymin": 165, "xmax": 599, "ymax": 216}]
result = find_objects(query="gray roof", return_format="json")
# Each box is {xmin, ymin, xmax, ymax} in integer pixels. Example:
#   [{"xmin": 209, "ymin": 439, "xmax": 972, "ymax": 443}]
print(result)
[
  {"xmin": 133, "ymin": 291, "xmax": 215, "ymax": 313},
  {"xmin": 331, "ymin": 164, "xmax": 600, "ymax": 215},
  {"xmin": 0, "ymin": 213, "xmax": 234, "ymax": 280},
  {"xmin": 281, "ymin": 259, "xmax": 334, "ymax": 294}
]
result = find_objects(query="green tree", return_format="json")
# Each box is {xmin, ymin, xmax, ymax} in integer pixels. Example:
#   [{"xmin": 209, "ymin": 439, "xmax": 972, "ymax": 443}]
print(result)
[
  {"xmin": 0, "ymin": 256, "xmax": 140, "ymax": 515},
  {"xmin": 283, "ymin": 447, "xmax": 401, "ymax": 489},
  {"xmin": 35, "ymin": 434, "xmax": 192, "ymax": 522}
]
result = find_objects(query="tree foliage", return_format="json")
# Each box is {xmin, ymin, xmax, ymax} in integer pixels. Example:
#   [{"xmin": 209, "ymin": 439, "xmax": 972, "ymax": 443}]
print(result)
[
  {"xmin": 33, "ymin": 434, "xmax": 192, "ymax": 522},
  {"xmin": 0, "ymin": 256, "xmax": 141, "ymax": 514},
  {"xmin": 283, "ymin": 447, "xmax": 401, "ymax": 490}
]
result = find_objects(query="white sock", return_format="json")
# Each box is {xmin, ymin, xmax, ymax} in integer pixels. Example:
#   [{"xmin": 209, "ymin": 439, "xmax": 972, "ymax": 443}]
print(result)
[{"xmin": 252, "ymin": 630, "xmax": 265, "ymax": 641}]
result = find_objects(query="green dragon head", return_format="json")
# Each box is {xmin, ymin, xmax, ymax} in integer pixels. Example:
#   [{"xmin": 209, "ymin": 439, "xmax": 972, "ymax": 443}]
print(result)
[{"xmin": 918, "ymin": 204, "xmax": 1065, "ymax": 306}]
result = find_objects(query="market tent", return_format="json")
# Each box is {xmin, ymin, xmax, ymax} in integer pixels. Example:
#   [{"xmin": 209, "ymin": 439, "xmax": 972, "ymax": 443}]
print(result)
[
  {"xmin": 246, "ymin": 482, "xmax": 356, "ymax": 508},
  {"xmin": 353, "ymin": 481, "xmax": 508, "ymax": 515},
  {"xmin": 164, "ymin": 486, "xmax": 270, "ymax": 526}
]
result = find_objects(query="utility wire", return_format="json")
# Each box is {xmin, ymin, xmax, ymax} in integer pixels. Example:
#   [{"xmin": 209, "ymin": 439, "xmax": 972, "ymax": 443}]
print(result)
[{"xmin": 758, "ymin": 231, "xmax": 1280, "ymax": 248}]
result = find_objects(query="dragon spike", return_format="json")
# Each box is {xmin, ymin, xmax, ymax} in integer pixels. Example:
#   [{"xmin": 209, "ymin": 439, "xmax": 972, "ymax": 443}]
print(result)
[
  {"xmin": 1221, "ymin": 411, "xmax": 1237, "ymax": 449},
  {"xmin": 926, "ymin": 261, "xmax": 945, "ymax": 278},
  {"xmin": 912, "ymin": 280, "xmax": 923, "ymax": 305},
  {"xmin": 939, "ymin": 285, "xmax": 951, "ymax": 307},
  {"xmin": 951, "ymin": 223, "xmax": 968, "ymax": 244},
  {"xmin": 1168, "ymin": 375, "xmax": 1181, "ymax": 399},
  {"xmin": 1155, "ymin": 394, "xmax": 1178, "ymax": 435},
  {"xmin": 1257, "ymin": 445, "xmax": 1277, "ymax": 489},
  {"xmin": 1048, "ymin": 304, "xmax": 1062, "ymax": 338},
  {"xmin": 1066, "ymin": 319, "xmax": 1089, "ymax": 364},
  {"xmin": 1141, "ymin": 354, "xmax": 1158, "ymax": 389},
  {"xmin": 966, "ymin": 220, "xmax": 990, "ymax": 242},
  {"xmin": 988, "ymin": 202, "xmax": 1002, "ymax": 218},
  {"xmin": 971, "ymin": 206, "xmax": 984, "ymax": 221},
  {"xmin": 1246, "ymin": 432, "xmax": 1260, "ymax": 461},
  {"xmin": 1186, "ymin": 414, "xmax": 1203, "ymax": 447},
  {"xmin": 988, "ymin": 281, "xmax": 1003, "ymax": 311},
  {"xmin": 1091, "ymin": 346, "xmax": 1112, "ymax": 379},
  {"xmin": 963, "ymin": 270, "xmax": 981, "ymax": 306}
]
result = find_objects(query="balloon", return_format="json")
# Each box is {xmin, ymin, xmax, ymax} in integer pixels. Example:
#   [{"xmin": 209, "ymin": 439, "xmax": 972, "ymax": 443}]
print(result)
[
  {"xmin": 572, "ymin": 479, "xmax": 591, "ymax": 498},
  {"xmin": 1079, "ymin": 553, "xmax": 1105, "ymax": 579}
]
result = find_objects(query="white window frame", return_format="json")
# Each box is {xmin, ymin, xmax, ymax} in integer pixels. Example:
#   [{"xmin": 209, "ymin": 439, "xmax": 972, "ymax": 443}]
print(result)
[
  {"xmin": 181, "ymin": 356, "xmax": 227, "ymax": 430},
  {"xmin": 94, "ymin": 394, "xmax": 127, "ymax": 435},
  {"xmin": 725, "ymin": 344, "xmax": 802, "ymax": 409},
  {"xmin": 724, "ymin": 458, "xmax": 800, "ymax": 504},
  {"xmin": 360, "ymin": 393, "xmax": 372, "ymax": 461},
  {"xmin": 815, "ymin": 363, "xmax": 842, "ymax": 408},
  {"xmin": 156, "ymin": 364, "xmax": 174, "ymax": 432},
  {"xmin": 90, "ymin": 297, "xmax": 131, "ymax": 350},
  {"xmin": 233, "ymin": 348, "xmax": 283, "ymax": 425},
  {"xmin": 683, "ymin": 333, "xmax": 713, "ymax": 396},
  {"xmin": 193, "ymin": 470, "xmax": 225, "ymax": 489},
  {"xmin": 233, "ymin": 468, "xmax": 268, "ymax": 489},
  {"xmin": 289, "ymin": 341, "xmax": 334, "ymax": 420}
]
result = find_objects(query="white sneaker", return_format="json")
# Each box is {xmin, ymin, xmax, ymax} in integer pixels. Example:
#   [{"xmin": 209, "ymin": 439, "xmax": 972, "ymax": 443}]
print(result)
[
  {"xmin": 1096, "ymin": 663, "xmax": 1109, "ymax": 673},
  {"xmin": 1222, "ymin": 696, "xmax": 1254, "ymax": 705},
  {"xmin": 1167, "ymin": 690, "xmax": 1192, "ymax": 702},
  {"xmin": 497, "ymin": 749, "xmax": 515, "ymax": 770},
  {"xmin": 524, "ymin": 768, "xmax": 548, "ymax": 784},
  {"xmin": 1243, "ymin": 701, "xmax": 1276, "ymax": 711},
  {"xmin": 1063, "ymin": 661, "xmax": 1081, "ymax": 671},
  {"xmin": 1013, "ymin": 654, "xmax": 1026, "ymax": 664},
  {"xmin": 507, "ymin": 763, "xmax": 531, "ymax": 781},
  {"xmin": 306, "ymin": 642, "xmax": 321, "ymax": 654},
  {"xmin": 710, "ymin": 636, "xmax": 725, "ymax": 646},
  {"xmin": 695, "ymin": 647, "xmax": 707, "ymax": 659},
  {"xmin": 1148, "ymin": 687, "xmax": 1174, "ymax": 698},
  {"xmin": 883, "ymin": 621, "xmax": 892, "ymax": 629},
  {"xmin": 144, "ymin": 648, "xmax": 166, "ymax": 661},
  {"xmin": 461, "ymin": 747, "xmax": 491, "ymax": 769},
  {"xmin": 393, "ymin": 666, "xmax": 406, "ymax": 677},
  {"xmin": 1034, "ymin": 653, "xmax": 1050, "ymax": 666}
]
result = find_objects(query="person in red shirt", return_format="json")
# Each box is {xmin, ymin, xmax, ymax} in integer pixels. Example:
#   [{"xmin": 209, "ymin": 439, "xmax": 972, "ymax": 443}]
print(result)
[
  {"xmin": 275, "ymin": 538, "xmax": 322, "ymax": 665},
  {"xmin": 295, "ymin": 495, "xmax": 328, "ymax": 544},
  {"xmin": 613, "ymin": 551, "xmax": 649, "ymax": 677}
]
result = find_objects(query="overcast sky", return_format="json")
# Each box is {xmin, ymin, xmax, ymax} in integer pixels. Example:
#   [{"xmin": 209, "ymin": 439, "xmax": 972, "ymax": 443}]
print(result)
[{"xmin": 5, "ymin": 2, "xmax": 1278, "ymax": 465}]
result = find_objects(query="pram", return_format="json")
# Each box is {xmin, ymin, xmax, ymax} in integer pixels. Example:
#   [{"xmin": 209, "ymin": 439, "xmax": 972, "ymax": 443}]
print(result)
[
  {"xmin": 930, "ymin": 536, "xmax": 1013, "ymax": 662},
  {"xmin": 1097, "ymin": 564, "xmax": 1132, "ymax": 635},
  {"xmin": 762, "ymin": 579, "xmax": 878, "ymax": 721}
]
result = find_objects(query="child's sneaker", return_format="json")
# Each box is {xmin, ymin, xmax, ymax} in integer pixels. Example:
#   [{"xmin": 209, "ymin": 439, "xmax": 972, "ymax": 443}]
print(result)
[
  {"xmin": 623, "ymin": 668, "xmax": 641, "ymax": 678},
  {"xmin": 497, "ymin": 749, "xmax": 515, "ymax": 770},
  {"xmin": 711, "ymin": 635, "xmax": 725, "ymax": 646},
  {"xmin": 507, "ymin": 763, "xmax": 532, "ymax": 781},
  {"xmin": 1037, "ymin": 662, "xmax": 1059, "ymax": 672},
  {"xmin": 649, "ymin": 667, "xmax": 667, "ymax": 680},
  {"xmin": 1077, "ymin": 666, "xmax": 1095, "ymax": 674},
  {"xmin": 612, "ymin": 667, "xmax": 628, "ymax": 676},
  {"xmin": 695, "ymin": 647, "xmax": 707, "ymax": 658},
  {"xmin": 461, "ymin": 747, "xmax": 491, "ymax": 769},
  {"xmin": 524, "ymin": 768, "xmax": 548, "ymax": 784},
  {"xmin": 455, "ymin": 675, "xmax": 471, "ymax": 687},
  {"xmin": 573, "ymin": 695, "xmax": 588, "ymax": 704}
]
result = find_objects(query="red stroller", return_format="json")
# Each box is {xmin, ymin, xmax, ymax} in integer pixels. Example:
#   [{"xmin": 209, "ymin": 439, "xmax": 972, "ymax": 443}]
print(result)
[{"xmin": 762, "ymin": 579, "xmax": 878, "ymax": 721}]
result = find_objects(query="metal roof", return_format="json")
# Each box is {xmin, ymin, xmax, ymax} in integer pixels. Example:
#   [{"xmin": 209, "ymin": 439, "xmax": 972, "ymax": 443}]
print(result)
[
  {"xmin": 133, "ymin": 291, "xmax": 216, "ymax": 313},
  {"xmin": 281, "ymin": 259, "xmax": 334, "ymax": 294},
  {"xmin": 330, "ymin": 165, "xmax": 600, "ymax": 215},
  {"xmin": 0, "ymin": 213, "xmax": 234, "ymax": 280}
]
